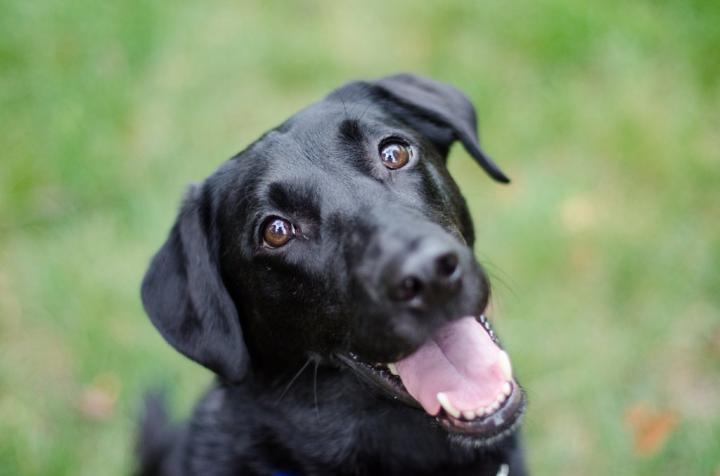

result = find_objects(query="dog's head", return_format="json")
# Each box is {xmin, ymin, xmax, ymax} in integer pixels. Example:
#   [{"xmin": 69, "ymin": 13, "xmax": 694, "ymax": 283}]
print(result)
[{"xmin": 142, "ymin": 74, "xmax": 524, "ymax": 445}]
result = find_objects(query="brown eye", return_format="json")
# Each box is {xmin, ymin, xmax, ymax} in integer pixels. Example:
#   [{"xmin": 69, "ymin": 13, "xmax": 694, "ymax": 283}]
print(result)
[
  {"xmin": 262, "ymin": 217, "xmax": 294, "ymax": 248},
  {"xmin": 379, "ymin": 141, "xmax": 411, "ymax": 169}
]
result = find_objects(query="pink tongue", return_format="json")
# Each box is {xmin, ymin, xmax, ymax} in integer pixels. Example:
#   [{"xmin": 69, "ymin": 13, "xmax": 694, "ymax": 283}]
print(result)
[{"xmin": 394, "ymin": 316, "xmax": 509, "ymax": 415}]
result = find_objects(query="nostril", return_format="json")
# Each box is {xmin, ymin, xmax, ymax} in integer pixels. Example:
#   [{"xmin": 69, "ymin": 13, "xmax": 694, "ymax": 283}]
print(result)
[
  {"xmin": 435, "ymin": 252, "xmax": 459, "ymax": 279},
  {"xmin": 391, "ymin": 275, "xmax": 423, "ymax": 302}
]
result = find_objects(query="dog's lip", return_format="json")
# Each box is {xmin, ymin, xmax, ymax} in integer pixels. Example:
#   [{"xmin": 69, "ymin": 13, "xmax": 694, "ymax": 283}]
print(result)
[
  {"xmin": 436, "ymin": 382, "xmax": 526, "ymax": 440},
  {"xmin": 337, "ymin": 352, "xmax": 422, "ymax": 409},
  {"xmin": 337, "ymin": 315, "xmax": 525, "ymax": 440}
]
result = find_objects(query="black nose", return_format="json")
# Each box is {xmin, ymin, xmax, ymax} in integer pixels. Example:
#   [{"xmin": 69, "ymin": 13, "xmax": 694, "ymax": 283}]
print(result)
[{"xmin": 388, "ymin": 240, "xmax": 463, "ymax": 308}]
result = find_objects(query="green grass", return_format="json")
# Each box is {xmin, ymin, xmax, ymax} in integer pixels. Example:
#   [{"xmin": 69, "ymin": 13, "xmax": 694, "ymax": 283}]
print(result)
[{"xmin": 1, "ymin": 1, "xmax": 718, "ymax": 474}]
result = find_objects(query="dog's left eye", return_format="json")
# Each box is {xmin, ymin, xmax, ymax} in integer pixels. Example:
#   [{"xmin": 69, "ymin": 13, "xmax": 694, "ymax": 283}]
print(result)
[
  {"xmin": 262, "ymin": 217, "xmax": 295, "ymax": 248},
  {"xmin": 379, "ymin": 140, "xmax": 412, "ymax": 170}
]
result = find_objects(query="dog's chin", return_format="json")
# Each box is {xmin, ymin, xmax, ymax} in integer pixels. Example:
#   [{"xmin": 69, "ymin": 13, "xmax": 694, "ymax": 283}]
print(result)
[
  {"xmin": 337, "ymin": 315, "xmax": 526, "ymax": 447},
  {"xmin": 438, "ymin": 384, "xmax": 526, "ymax": 449}
]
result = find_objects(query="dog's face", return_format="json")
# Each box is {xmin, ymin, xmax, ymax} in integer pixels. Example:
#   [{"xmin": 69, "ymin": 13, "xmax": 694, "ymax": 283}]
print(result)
[{"xmin": 142, "ymin": 74, "xmax": 524, "ymax": 446}]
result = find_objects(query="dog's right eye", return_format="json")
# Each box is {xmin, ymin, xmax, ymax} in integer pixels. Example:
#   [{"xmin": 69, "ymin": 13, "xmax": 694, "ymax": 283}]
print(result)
[
  {"xmin": 379, "ymin": 140, "xmax": 412, "ymax": 170},
  {"xmin": 262, "ymin": 217, "xmax": 295, "ymax": 248}
]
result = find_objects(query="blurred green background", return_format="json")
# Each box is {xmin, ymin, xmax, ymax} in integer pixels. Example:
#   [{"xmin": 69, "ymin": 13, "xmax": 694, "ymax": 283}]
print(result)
[{"xmin": 1, "ymin": 0, "xmax": 718, "ymax": 474}]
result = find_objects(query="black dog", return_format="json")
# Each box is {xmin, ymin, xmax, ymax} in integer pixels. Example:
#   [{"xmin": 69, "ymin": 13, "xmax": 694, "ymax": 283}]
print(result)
[{"xmin": 138, "ymin": 74, "xmax": 527, "ymax": 476}]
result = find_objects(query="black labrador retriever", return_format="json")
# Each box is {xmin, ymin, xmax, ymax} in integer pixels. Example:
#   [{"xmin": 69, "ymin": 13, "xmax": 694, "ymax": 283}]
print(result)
[{"xmin": 138, "ymin": 74, "xmax": 527, "ymax": 476}]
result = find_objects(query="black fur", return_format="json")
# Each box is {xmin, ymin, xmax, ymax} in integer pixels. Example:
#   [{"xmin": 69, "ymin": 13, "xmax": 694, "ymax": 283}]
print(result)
[{"xmin": 138, "ymin": 74, "xmax": 527, "ymax": 475}]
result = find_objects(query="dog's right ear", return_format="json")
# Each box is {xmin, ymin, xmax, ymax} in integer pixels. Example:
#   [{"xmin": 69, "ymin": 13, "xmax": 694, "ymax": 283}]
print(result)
[
  {"xmin": 372, "ymin": 74, "xmax": 510, "ymax": 184},
  {"xmin": 141, "ymin": 184, "xmax": 249, "ymax": 383}
]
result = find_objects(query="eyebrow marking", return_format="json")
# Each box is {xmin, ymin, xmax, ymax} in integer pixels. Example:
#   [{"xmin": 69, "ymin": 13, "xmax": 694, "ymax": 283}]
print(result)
[
  {"xmin": 338, "ymin": 119, "xmax": 364, "ymax": 144},
  {"xmin": 336, "ymin": 119, "xmax": 382, "ymax": 178},
  {"xmin": 267, "ymin": 181, "xmax": 321, "ymax": 221}
]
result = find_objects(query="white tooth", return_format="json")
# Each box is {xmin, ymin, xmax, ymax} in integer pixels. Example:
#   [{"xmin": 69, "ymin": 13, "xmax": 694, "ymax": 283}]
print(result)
[
  {"xmin": 462, "ymin": 410, "xmax": 476, "ymax": 420},
  {"xmin": 488, "ymin": 402, "xmax": 500, "ymax": 413},
  {"xmin": 497, "ymin": 351, "xmax": 513, "ymax": 380},
  {"xmin": 436, "ymin": 392, "xmax": 461, "ymax": 419},
  {"xmin": 478, "ymin": 406, "xmax": 489, "ymax": 416},
  {"xmin": 387, "ymin": 363, "xmax": 399, "ymax": 376},
  {"xmin": 495, "ymin": 393, "xmax": 505, "ymax": 404},
  {"xmin": 502, "ymin": 381, "xmax": 512, "ymax": 396}
]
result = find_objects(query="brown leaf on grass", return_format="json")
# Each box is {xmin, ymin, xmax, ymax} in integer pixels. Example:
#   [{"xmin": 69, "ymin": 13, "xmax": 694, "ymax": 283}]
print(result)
[
  {"xmin": 77, "ymin": 373, "xmax": 121, "ymax": 421},
  {"xmin": 624, "ymin": 403, "xmax": 679, "ymax": 457}
]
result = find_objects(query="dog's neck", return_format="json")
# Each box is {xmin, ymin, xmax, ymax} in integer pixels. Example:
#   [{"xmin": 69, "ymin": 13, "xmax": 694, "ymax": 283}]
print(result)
[{"xmin": 202, "ymin": 366, "xmax": 520, "ymax": 476}]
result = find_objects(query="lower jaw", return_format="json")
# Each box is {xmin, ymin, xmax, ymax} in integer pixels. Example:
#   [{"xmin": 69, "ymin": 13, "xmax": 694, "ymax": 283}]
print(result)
[
  {"xmin": 436, "ymin": 383, "xmax": 526, "ymax": 444},
  {"xmin": 338, "ymin": 353, "xmax": 526, "ymax": 443},
  {"xmin": 340, "ymin": 311, "xmax": 528, "ymax": 442}
]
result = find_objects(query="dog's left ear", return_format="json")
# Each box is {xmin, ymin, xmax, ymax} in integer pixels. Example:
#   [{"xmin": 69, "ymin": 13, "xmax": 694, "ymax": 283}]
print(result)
[
  {"xmin": 373, "ymin": 73, "xmax": 510, "ymax": 183},
  {"xmin": 141, "ymin": 184, "xmax": 249, "ymax": 383}
]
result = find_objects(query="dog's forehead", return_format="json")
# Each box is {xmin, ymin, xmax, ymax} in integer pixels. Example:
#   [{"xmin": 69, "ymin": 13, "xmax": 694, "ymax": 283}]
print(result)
[
  {"xmin": 284, "ymin": 96, "xmax": 387, "ymax": 140},
  {"xmin": 224, "ymin": 92, "xmax": 448, "ymax": 218},
  {"xmin": 251, "ymin": 100, "xmax": 391, "ymax": 175}
]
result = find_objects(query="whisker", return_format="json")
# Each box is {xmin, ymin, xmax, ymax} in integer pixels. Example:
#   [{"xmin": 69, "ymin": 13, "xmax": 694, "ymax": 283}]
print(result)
[
  {"xmin": 339, "ymin": 93, "xmax": 349, "ymax": 121},
  {"xmin": 476, "ymin": 255, "xmax": 518, "ymax": 298},
  {"xmin": 354, "ymin": 92, "xmax": 375, "ymax": 123},
  {"xmin": 275, "ymin": 357, "xmax": 312, "ymax": 403},
  {"xmin": 313, "ymin": 359, "xmax": 320, "ymax": 418}
]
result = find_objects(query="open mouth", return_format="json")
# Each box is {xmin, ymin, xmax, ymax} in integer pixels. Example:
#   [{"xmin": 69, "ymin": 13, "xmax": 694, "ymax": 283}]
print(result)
[{"xmin": 339, "ymin": 315, "xmax": 525, "ymax": 443}]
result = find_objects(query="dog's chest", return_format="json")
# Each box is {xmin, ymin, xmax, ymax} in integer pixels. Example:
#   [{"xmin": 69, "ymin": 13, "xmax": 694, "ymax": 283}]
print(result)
[{"xmin": 272, "ymin": 388, "xmax": 512, "ymax": 475}]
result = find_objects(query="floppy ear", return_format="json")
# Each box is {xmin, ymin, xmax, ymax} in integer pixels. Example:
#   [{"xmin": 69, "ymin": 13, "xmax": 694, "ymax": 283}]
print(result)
[
  {"xmin": 373, "ymin": 73, "xmax": 509, "ymax": 183},
  {"xmin": 141, "ymin": 184, "xmax": 249, "ymax": 382}
]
